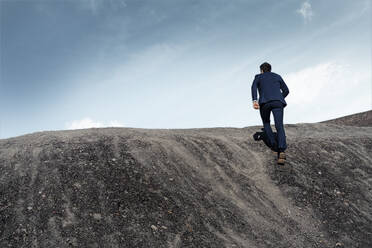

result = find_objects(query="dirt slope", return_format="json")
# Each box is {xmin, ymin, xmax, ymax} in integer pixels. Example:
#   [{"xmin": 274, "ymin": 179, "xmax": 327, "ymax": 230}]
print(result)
[
  {"xmin": 320, "ymin": 110, "xmax": 372, "ymax": 127},
  {"xmin": 0, "ymin": 115, "xmax": 371, "ymax": 247}
]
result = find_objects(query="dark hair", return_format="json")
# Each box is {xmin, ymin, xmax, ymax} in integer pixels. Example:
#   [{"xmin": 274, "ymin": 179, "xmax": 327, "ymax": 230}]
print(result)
[{"xmin": 260, "ymin": 62, "xmax": 271, "ymax": 73}]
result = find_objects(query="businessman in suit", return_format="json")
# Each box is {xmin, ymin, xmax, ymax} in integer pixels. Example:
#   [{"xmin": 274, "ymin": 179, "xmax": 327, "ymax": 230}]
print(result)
[{"xmin": 251, "ymin": 62, "xmax": 289, "ymax": 164}]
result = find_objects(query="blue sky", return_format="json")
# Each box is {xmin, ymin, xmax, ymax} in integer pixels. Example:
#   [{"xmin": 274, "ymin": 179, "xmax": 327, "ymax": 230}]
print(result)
[{"xmin": 1, "ymin": 0, "xmax": 371, "ymax": 139}]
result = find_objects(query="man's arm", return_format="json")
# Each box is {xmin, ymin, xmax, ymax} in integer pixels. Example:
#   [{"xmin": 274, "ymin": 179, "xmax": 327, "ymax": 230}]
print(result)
[
  {"xmin": 279, "ymin": 76, "xmax": 289, "ymax": 98},
  {"xmin": 251, "ymin": 75, "xmax": 260, "ymax": 109},
  {"xmin": 251, "ymin": 75, "xmax": 259, "ymax": 102}
]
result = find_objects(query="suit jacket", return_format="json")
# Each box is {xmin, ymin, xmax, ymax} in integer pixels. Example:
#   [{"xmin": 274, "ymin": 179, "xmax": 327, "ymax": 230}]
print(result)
[{"xmin": 251, "ymin": 71, "xmax": 289, "ymax": 107}]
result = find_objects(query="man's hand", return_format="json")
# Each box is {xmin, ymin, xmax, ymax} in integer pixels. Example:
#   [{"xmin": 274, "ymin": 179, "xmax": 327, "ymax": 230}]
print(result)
[{"xmin": 253, "ymin": 101, "xmax": 259, "ymax": 110}]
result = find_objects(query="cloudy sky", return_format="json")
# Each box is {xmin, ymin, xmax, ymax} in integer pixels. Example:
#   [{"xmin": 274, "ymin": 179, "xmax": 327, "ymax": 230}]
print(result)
[{"xmin": 1, "ymin": 0, "xmax": 371, "ymax": 139}]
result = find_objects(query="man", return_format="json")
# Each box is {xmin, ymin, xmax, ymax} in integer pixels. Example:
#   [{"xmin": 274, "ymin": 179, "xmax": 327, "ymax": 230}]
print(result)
[{"xmin": 251, "ymin": 62, "xmax": 289, "ymax": 165}]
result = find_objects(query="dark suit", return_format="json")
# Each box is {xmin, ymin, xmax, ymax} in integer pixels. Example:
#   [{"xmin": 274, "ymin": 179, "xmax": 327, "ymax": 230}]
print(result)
[
  {"xmin": 251, "ymin": 72, "xmax": 289, "ymax": 152},
  {"xmin": 251, "ymin": 72, "xmax": 289, "ymax": 106}
]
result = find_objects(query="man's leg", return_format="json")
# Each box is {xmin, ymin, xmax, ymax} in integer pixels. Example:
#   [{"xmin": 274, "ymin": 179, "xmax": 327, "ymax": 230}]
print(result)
[
  {"xmin": 259, "ymin": 103, "xmax": 276, "ymax": 148},
  {"xmin": 272, "ymin": 105, "xmax": 287, "ymax": 152}
]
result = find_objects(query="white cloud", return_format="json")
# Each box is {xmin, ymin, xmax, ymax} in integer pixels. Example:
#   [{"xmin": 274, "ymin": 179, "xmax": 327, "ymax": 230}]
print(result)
[
  {"xmin": 283, "ymin": 61, "xmax": 371, "ymax": 123},
  {"xmin": 296, "ymin": 1, "xmax": 313, "ymax": 23},
  {"xmin": 65, "ymin": 118, "xmax": 124, "ymax": 130},
  {"xmin": 284, "ymin": 62, "xmax": 344, "ymax": 104},
  {"xmin": 77, "ymin": 0, "xmax": 127, "ymax": 15}
]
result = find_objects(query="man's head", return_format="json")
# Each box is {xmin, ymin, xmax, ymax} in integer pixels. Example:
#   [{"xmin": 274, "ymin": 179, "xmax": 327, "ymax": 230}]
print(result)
[{"xmin": 260, "ymin": 62, "xmax": 271, "ymax": 73}]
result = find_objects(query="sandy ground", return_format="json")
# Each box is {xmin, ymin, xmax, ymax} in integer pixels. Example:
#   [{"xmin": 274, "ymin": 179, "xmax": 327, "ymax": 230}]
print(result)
[{"xmin": 0, "ymin": 112, "xmax": 371, "ymax": 247}]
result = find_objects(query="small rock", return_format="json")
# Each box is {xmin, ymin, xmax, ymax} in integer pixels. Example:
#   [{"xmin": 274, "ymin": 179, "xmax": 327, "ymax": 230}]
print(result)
[
  {"xmin": 73, "ymin": 182, "xmax": 82, "ymax": 189},
  {"xmin": 318, "ymin": 171, "xmax": 322, "ymax": 175},
  {"xmin": 169, "ymin": 178, "xmax": 174, "ymax": 181},
  {"xmin": 111, "ymin": 158, "xmax": 116, "ymax": 162},
  {"xmin": 27, "ymin": 206, "xmax": 32, "ymax": 211},
  {"xmin": 93, "ymin": 213, "xmax": 102, "ymax": 220},
  {"xmin": 161, "ymin": 226, "xmax": 167, "ymax": 229},
  {"xmin": 151, "ymin": 225, "xmax": 158, "ymax": 231},
  {"xmin": 336, "ymin": 242, "xmax": 342, "ymax": 247}
]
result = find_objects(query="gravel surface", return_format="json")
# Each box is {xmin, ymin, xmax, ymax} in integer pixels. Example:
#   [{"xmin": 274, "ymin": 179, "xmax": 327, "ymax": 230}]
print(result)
[
  {"xmin": 320, "ymin": 110, "xmax": 372, "ymax": 127},
  {"xmin": 1, "ymin": 112, "xmax": 371, "ymax": 247}
]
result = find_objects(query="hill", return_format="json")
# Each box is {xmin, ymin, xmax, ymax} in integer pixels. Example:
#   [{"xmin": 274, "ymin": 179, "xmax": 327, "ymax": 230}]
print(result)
[
  {"xmin": 0, "ymin": 112, "xmax": 371, "ymax": 247},
  {"xmin": 320, "ymin": 110, "xmax": 372, "ymax": 127}
]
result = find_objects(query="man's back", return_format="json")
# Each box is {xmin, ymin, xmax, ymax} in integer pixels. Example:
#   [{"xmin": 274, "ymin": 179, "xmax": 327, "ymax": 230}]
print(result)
[
  {"xmin": 251, "ymin": 72, "xmax": 289, "ymax": 107},
  {"xmin": 251, "ymin": 62, "xmax": 289, "ymax": 165}
]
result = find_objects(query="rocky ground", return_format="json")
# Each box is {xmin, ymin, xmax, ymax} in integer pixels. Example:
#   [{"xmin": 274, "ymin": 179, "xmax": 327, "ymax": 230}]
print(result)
[
  {"xmin": 0, "ymin": 110, "xmax": 371, "ymax": 248},
  {"xmin": 320, "ymin": 109, "xmax": 372, "ymax": 127}
]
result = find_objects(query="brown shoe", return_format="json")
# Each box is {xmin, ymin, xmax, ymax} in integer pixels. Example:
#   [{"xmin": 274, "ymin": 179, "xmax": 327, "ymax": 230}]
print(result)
[{"xmin": 277, "ymin": 152, "xmax": 286, "ymax": 165}]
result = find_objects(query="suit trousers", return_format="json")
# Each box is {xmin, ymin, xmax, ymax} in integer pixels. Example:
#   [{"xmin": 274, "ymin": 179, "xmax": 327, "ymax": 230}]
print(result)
[{"xmin": 259, "ymin": 100, "xmax": 287, "ymax": 152}]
